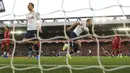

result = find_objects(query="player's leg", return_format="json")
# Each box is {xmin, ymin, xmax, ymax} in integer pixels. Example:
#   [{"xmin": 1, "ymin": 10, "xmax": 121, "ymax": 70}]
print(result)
[
  {"xmin": 69, "ymin": 31, "xmax": 80, "ymax": 54},
  {"xmin": 1, "ymin": 42, "xmax": 5, "ymax": 57},
  {"xmin": 62, "ymin": 42, "xmax": 77, "ymax": 54},
  {"xmin": 28, "ymin": 46, "xmax": 33, "ymax": 58},
  {"xmin": 112, "ymin": 48, "xmax": 116, "ymax": 57},
  {"xmin": 112, "ymin": 42, "xmax": 117, "ymax": 57},
  {"xmin": 117, "ymin": 45, "xmax": 122, "ymax": 58},
  {"xmin": 32, "ymin": 49, "xmax": 36, "ymax": 57},
  {"xmin": 5, "ymin": 42, "xmax": 10, "ymax": 58},
  {"xmin": 62, "ymin": 31, "xmax": 80, "ymax": 58},
  {"xmin": 112, "ymin": 40, "xmax": 116, "ymax": 56},
  {"xmin": 69, "ymin": 44, "xmax": 74, "ymax": 54},
  {"xmin": 24, "ymin": 30, "xmax": 37, "ymax": 58},
  {"xmin": 35, "ymin": 47, "xmax": 39, "ymax": 60},
  {"xmin": 62, "ymin": 31, "xmax": 77, "ymax": 53},
  {"xmin": 62, "ymin": 43, "xmax": 69, "ymax": 51},
  {"xmin": 74, "ymin": 40, "xmax": 81, "ymax": 53},
  {"xmin": 116, "ymin": 48, "xmax": 119, "ymax": 58},
  {"xmin": 1, "ymin": 42, "xmax": 8, "ymax": 58},
  {"xmin": 119, "ymin": 49, "xmax": 122, "ymax": 58},
  {"xmin": 24, "ymin": 31, "xmax": 32, "ymax": 47},
  {"xmin": 116, "ymin": 43, "xmax": 122, "ymax": 58},
  {"xmin": 115, "ymin": 43, "xmax": 120, "ymax": 58},
  {"xmin": 69, "ymin": 41, "xmax": 81, "ymax": 55},
  {"xmin": 33, "ymin": 40, "xmax": 40, "ymax": 60}
]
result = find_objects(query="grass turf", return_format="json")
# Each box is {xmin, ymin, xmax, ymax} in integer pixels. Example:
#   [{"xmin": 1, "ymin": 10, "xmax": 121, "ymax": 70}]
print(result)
[{"xmin": 0, "ymin": 56, "xmax": 130, "ymax": 73}]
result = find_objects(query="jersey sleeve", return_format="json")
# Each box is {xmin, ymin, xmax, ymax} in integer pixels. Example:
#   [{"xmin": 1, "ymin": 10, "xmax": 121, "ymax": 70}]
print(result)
[
  {"xmin": 83, "ymin": 27, "xmax": 89, "ymax": 32},
  {"xmin": 79, "ymin": 21, "xmax": 86, "ymax": 25},
  {"xmin": 36, "ymin": 12, "xmax": 42, "ymax": 29},
  {"xmin": 80, "ymin": 21, "xmax": 89, "ymax": 32},
  {"xmin": 37, "ymin": 20, "xmax": 42, "ymax": 29},
  {"xmin": 26, "ymin": 14, "xmax": 29, "ymax": 23},
  {"xmin": 36, "ymin": 12, "xmax": 40, "ymax": 20},
  {"xmin": 7, "ymin": 31, "xmax": 10, "ymax": 36}
]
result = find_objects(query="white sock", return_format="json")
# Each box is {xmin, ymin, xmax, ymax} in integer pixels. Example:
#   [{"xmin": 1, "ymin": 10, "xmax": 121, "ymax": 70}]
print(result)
[
  {"xmin": 120, "ymin": 53, "xmax": 122, "ymax": 56},
  {"xmin": 4, "ymin": 52, "xmax": 6, "ymax": 55},
  {"xmin": 7, "ymin": 53, "xmax": 9, "ymax": 56}
]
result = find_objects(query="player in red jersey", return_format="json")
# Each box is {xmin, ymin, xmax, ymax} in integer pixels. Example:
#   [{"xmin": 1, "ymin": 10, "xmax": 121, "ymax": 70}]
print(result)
[
  {"xmin": 112, "ymin": 31, "xmax": 122, "ymax": 58},
  {"xmin": 1, "ymin": 26, "xmax": 11, "ymax": 58},
  {"xmin": 112, "ymin": 37, "xmax": 116, "ymax": 56},
  {"xmin": 32, "ymin": 40, "xmax": 40, "ymax": 60},
  {"xmin": 28, "ymin": 39, "xmax": 40, "ymax": 60}
]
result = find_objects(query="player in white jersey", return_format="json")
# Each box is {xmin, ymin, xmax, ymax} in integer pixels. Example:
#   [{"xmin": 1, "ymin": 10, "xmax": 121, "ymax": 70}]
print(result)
[
  {"xmin": 24, "ymin": 3, "xmax": 42, "ymax": 39},
  {"xmin": 63, "ymin": 19, "xmax": 93, "ymax": 54},
  {"xmin": 24, "ymin": 3, "xmax": 42, "ymax": 60}
]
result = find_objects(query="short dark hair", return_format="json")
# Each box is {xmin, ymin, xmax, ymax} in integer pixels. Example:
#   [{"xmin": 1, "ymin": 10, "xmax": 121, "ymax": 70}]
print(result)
[
  {"xmin": 29, "ymin": 3, "xmax": 34, "ymax": 8},
  {"xmin": 33, "ymin": 39, "xmax": 38, "ymax": 41},
  {"xmin": 87, "ymin": 19, "xmax": 91, "ymax": 22},
  {"xmin": 5, "ymin": 25, "xmax": 9, "ymax": 29}
]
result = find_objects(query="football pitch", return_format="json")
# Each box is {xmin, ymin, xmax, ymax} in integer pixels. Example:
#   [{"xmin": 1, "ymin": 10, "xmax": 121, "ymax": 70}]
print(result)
[{"xmin": 0, "ymin": 56, "xmax": 130, "ymax": 73}]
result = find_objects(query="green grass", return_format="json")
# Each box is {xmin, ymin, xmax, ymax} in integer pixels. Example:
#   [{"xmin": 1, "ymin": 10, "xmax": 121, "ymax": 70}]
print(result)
[{"xmin": 0, "ymin": 56, "xmax": 130, "ymax": 73}]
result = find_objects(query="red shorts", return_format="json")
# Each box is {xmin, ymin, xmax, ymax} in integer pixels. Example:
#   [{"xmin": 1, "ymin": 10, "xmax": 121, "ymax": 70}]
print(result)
[
  {"xmin": 112, "ymin": 43, "xmax": 120, "ymax": 50},
  {"xmin": 112, "ymin": 45, "xmax": 116, "ymax": 50},
  {"xmin": 1, "ymin": 40, "xmax": 10, "ymax": 47}
]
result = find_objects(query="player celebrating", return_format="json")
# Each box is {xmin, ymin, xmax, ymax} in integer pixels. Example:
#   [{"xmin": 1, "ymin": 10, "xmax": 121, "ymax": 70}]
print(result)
[
  {"xmin": 112, "ymin": 37, "xmax": 116, "ymax": 56},
  {"xmin": 1, "ymin": 26, "xmax": 11, "ymax": 58},
  {"xmin": 24, "ymin": 2, "xmax": 42, "ymax": 40},
  {"xmin": 112, "ymin": 31, "xmax": 122, "ymax": 58},
  {"xmin": 24, "ymin": 3, "xmax": 42, "ymax": 60},
  {"xmin": 63, "ymin": 19, "xmax": 93, "ymax": 54}
]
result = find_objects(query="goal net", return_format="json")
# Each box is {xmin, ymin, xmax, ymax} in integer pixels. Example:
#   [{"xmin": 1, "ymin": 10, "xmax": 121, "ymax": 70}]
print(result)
[{"xmin": 0, "ymin": 0, "xmax": 130, "ymax": 73}]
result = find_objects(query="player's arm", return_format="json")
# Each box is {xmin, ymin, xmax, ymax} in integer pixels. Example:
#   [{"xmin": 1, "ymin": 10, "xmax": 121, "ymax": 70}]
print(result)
[
  {"xmin": 6, "ymin": 30, "xmax": 11, "ymax": 39},
  {"xmin": 8, "ymin": 30, "xmax": 10, "ymax": 36},
  {"xmin": 118, "ymin": 36, "xmax": 121, "ymax": 48},
  {"xmin": 36, "ymin": 13, "xmax": 43, "ymax": 33},
  {"xmin": 26, "ymin": 14, "xmax": 29, "ymax": 24},
  {"xmin": 67, "ymin": 22, "xmax": 80, "ymax": 31},
  {"xmin": 83, "ymin": 27, "xmax": 95, "ymax": 41}
]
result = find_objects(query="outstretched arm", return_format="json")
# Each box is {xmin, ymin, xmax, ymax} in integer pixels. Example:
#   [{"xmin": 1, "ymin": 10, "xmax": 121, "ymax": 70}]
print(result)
[{"xmin": 67, "ymin": 22, "xmax": 80, "ymax": 31}]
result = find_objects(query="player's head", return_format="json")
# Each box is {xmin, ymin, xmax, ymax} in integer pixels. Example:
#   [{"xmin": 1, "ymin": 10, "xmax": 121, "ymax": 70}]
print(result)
[
  {"xmin": 28, "ymin": 3, "xmax": 34, "ymax": 12},
  {"xmin": 4, "ymin": 26, "xmax": 9, "ymax": 30},
  {"xmin": 86, "ymin": 19, "xmax": 92, "ymax": 25},
  {"xmin": 33, "ymin": 39, "xmax": 39, "ymax": 44}
]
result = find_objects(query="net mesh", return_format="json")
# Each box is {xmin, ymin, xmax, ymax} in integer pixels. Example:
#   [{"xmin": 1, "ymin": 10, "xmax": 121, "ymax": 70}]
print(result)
[{"xmin": 0, "ymin": 0, "xmax": 130, "ymax": 73}]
